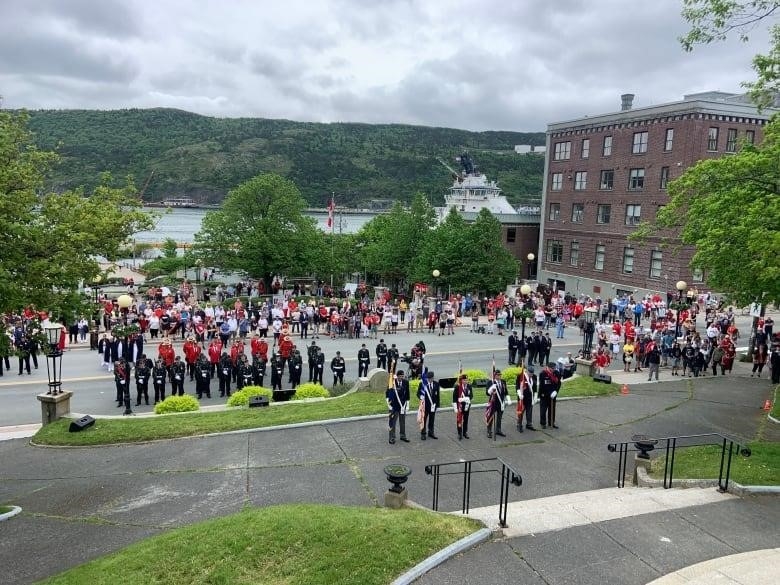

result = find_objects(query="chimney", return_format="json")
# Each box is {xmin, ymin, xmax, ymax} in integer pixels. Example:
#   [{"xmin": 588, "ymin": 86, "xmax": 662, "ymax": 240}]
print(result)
[{"xmin": 621, "ymin": 93, "xmax": 635, "ymax": 111}]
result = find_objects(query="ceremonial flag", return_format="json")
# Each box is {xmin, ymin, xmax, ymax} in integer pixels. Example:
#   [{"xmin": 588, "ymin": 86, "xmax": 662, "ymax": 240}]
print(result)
[
  {"xmin": 455, "ymin": 360, "xmax": 464, "ymax": 429},
  {"xmin": 484, "ymin": 355, "xmax": 497, "ymax": 427},
  {"xmin": 327, "ymin": 197, "xmax": 335, "ymax": 232},
  {"xmin": 417, "ymin": 367, "xmax": 428, "ymax": 431}
]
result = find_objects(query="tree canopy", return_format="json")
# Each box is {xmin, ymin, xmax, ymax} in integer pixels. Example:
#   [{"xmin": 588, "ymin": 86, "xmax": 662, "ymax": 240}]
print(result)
[{"xmin": 0, "ymin": 111, "xmax": 153, "ymax": 316}]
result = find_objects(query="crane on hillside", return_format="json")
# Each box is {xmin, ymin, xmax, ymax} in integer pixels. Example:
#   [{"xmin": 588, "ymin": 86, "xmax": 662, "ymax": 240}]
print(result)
[
  {"xmin": 436, "ymin": 156, "xmax": 461, "ymax": 181},
  {"xmin": 138, "ymin": 170, "xmax": 155, "ymax": 201}
]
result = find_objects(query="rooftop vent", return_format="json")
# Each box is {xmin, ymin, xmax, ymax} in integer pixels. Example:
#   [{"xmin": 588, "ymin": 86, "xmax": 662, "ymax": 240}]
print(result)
[{"xmin": 621, "ymin": 93, "xmax": 635, "ymax": 111}]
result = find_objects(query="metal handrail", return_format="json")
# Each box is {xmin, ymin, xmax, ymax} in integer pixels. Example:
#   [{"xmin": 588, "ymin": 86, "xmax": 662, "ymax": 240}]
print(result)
[
  {"xmin": 607, "ymin": 432, "xmax": 751, "ymax": 492},
  {"xmin": 425, "ymin": 457, "xmax": 522, "ymax": 528}
]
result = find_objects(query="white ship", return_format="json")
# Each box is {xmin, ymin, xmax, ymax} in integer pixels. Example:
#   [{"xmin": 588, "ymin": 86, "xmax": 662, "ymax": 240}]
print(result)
[{"xmin": 436, "ymin": 152, "xmax": 521, "ymax": 218}]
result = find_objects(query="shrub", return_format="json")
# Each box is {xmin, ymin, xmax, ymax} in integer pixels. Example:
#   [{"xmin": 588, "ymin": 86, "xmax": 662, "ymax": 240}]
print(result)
[
  {"xmin": 154, "ymin": 395, "xmax": 200, "ymax": 414},
  {"xmin": 227, "ymin": 386, "xmax": 273, "ymax": 407},
  {"xmin": 462, "ymin": 369, "xmax": 488, "ymax": 384},
  {"xmin": 292, "ymin": 383, "xmax": 330, "ymax": 400},
  {"xmin": 501, "ymin": 366, "xmax": 523, "ymax": 386},
  {"xmin": 409, "ymin": 378, "xmax": 422, "ymax": 395}
]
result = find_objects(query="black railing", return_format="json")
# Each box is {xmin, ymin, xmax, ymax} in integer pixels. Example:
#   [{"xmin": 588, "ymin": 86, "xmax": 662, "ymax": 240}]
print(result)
[
  {"xmin": 425, "ymin": 457, "xmax": 522, "ymax": 528},
  {"xmin": 607, "ymin": 433, "xmax": 751, "ymax": 492}
]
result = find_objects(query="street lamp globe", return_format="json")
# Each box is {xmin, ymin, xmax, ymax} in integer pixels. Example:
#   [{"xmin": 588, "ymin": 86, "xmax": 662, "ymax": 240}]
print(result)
[
  {"xmin": 432, "ymin": 269, "xmax": 440, "ymax": 278},
  {"xmin": 520, "ymin": 284, "xmax": 532, "ymax": 296},
  {"xmin": 45, "ymin": 323, "xmax": 63, "ymax": 346},
  {"xmin": 527, "ymin": 253, "xmax": 535, "ymax": 262},
  {"xmin": 676, "ymin": 280, "xmax": 687, "ymax": 292},
  {"xmin": 117, "ymin": 294, "xmax": 133, "ymax": 310}
]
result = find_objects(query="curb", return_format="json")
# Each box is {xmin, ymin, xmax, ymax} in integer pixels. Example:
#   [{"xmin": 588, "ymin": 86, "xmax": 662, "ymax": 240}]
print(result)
[
  {"xmin": 390, "ymin": 527, "xmax": 492, "ymax": 585},
  {"xmin": 0, "ymin": 506, "xmax": 22, "ymax": 522},
  {"xmin": 636, "ymin": 466, "xmax": 779, "ymax": 495}
]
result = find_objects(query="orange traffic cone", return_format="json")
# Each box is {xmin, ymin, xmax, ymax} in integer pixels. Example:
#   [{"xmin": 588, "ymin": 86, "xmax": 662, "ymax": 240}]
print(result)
[
  {"xmin": 763, "ymin": 400, "xmax": 772, "ymax": 411},
  {"xmin": 621, "ymin": 384, "xmax": 630, "ymax": 395}
]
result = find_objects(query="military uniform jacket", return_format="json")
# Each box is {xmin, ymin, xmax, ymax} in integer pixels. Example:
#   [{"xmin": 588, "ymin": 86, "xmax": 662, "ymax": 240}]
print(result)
[
  {"xmin": 307, "ymin": 344, "xmax": 320, "ymax": 363},
  {"xmin": 152, "ymin": 365, "xmax": 167, "ymax": 386},
  {"xmin": 218, "ymin": 356, "xmax": 233, "ymax": 379},
  {"xmin": 330, "ymin": 356, "xmax": 345, "ymax": 373},
  {"xmin": 357, "ymin": 348, "xmax": 370, "ymax": 364},
  {"xmin": 387, "ymin": 347, "xmax": 399, "ymax": 365},
  {"xmin": 386, "ymin": 379, "xmax": 410, "ymax": 412},
  {"xmin": 538, "ymin": 367, "xmax": 560, "ymax": 399},
  {"xmin": 417, "ymin": 379, "xmax": 440, "ymax": 413},
  {"xmin": 170, "ymin": 361, "xmax": 186, "ymax": 382},
  {"xmin": 376, "ymin": 343, "xmax": 387, "ymax": 359}
]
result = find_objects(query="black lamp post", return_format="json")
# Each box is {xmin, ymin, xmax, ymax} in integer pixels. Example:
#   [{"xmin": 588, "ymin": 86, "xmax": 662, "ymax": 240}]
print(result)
[
  {"xmin": 44, "ymin": 324, "xmax": 64, "ymax": 395},
  {"xmin": 527, "ymin": 253, "xmax": 535, "ymax": 280},
  {"xmin": 432, "ymin": 269, "xmax": 440, "ymax": 299},
  {"xmin": 519, "ymin": 284, "xmax": 532, "ymax": 341},
  {"xmin": 675, "ymin": 280, "xmax": 687, "ymax": 338},
  {"xmin": 582, "ymin": 306, "xmax": 598, "ymax": 359}
]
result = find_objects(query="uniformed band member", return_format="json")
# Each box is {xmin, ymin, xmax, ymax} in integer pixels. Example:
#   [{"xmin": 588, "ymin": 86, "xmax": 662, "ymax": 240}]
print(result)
[
  {"xmin": 134, "ymin": 354, "xmax": 152, "ymax": 406},
  {"xmin": 170, "ymin": 355, "xmax": 186, "ymax": 396},
  {"xmin": 307, "ymin": 340, "xmax": 320, "ymax": 382},
  {"xmin": 387, "ymin": 343, "xmax": 399, "ymax": 373},
  {"xmin": 152, "ymin": 358, "xmax": 167, "ymax": 404},
  {"xmin": 330, "ymin": 350, "xmax": 346, "ymax": 386},
  {"xmin": 417, "ymin": 370, "xmax": 440, "ymax": 440},
  {"xmin": 515, "ymin": 366, "xmax": 537, "ymax": 432},
  {"xmin": 218, "ymin": 351, "xmax": 233, "ymax": 397},
  {"xmin": 115, "ymin": 357, "xmax": 131, "ymax": 414},
  {"xmin": 236, "ymin": 355, "xmax": 254, "ymax": 390},
  {"xmin": 270, "ymin": 353, "xmax": 284, "ymax": 391},
  {"xmin": 195, "ymin": 354, "xmax": 212, "ymax": 399},
  {"xmin": 289, "ymin": 348, "xmax": 303, "ymax": 388},
  {"xmin": 386, "ymin": 369, "xmax": 410, "ymax": 444},
  {"xmin": 357, "ymin": 343, "xmax": 370, "ymax": 377},
  {"xmin": 376, "ymin": 339, "xmax": 388, "ymax": 370},
  {"xmin": 313, "ymin": 349, "xmax": 325, "ymax": 384},
  {"xmin": 486, "ymin": 369, "xmax": 509, "ymax": 438},
  {"xmin": 453, "ymin": 374, "xmax": 472, "ymax": 439},
  {"xmin": 252, "ymin": 356, "xmax": 267, "ymax": 387},
  {"xmin": 538, "ymin": 362, "xmax": 561, "ymax": 429}
]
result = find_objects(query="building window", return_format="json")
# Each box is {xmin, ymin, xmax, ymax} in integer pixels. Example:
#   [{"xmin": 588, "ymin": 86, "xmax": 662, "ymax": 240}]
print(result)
[
  {"xmin": 660, "ymin": 166, "xmax": 669, "ymax": 190},
  {"xmin": 726, "ymin": 128, "xmax": 738, "ymax": 153},
  {"xmin": 594, "ymin": 244, "xmax": 605, "ymax": 271},
  {"xmin": 598, "ymin": 169, "xmax": 613, "ymax": 190},
  {"xmin": 664, "ymin": 128, "xmax": 674, "ymax": 151},
  {"xmin": 548, "ymin": 202, "xmax": 560, "ymax": 221},
  {"xmin": 506, "ymin": 227, "xmax": 516, "ymax": 243},
  {"xmin": 745, "ymin": 130, "xmax": 755, "ymax": 145},
  {"xmin": 546, "ymin": 239, "xmax": 563, "ymax": 263},
  {"xmin": 570, "ymin": 241, "xmax": 580, "ymax": 267},
  {"xmin": 632, "ymin": 131, "xmax": 649, "ymax": 154},
  {"xmin": 554, "ymin": 141, "xmax": 571, "ymax": 160},
  {"xmin": 581, "ymin": 138, "xmax": 590, "ymax": 159},
  {"xmin": 551, "ymin": 172, "xmax": 563, "ymax": 191},
  {"xmin": 602, "ymin": 135, "xmax": 612, "ymax": 156},
  {"xmin": 628, "ymin": 168, "xmax": 645, "ymax": 190},
  {"xmin": 574, "ymin": 171, "xmax": 587, "ymax": 190},
  {"xmin": 625, "ymin": 204, "xmax": 642, "ymax": 226},
  {"xmin": 622, "ymin": 247, "xmax": 635, "ymax": 274},
  {"xmin": 707, "ymin": 127, "xmax": 719, "ymax": 151},
  {"xmin": 571, "ymin": 203, "xmax": 584, "ymax": 223},
  {"xmin": 692, "ymin": 267, "xmax": 704, "ymax": 282},
  {"xmin": 649, "ymin": 250, "xmax": 662, "ymax": 278},
  {"xmin": 597, "ymin": 204, "xmax": 611, "ymax": 224}
]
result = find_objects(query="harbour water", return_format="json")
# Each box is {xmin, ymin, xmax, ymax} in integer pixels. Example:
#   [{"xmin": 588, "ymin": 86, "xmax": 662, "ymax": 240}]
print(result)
[{"xmin": 133, "ymin": 207, "xmax": 377, "ymax": 244}]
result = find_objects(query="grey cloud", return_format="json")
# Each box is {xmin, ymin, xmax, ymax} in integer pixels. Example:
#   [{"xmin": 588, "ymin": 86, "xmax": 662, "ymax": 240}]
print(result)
[
  {"xmin": 7, "ymin": 0, "xmax": 142, "ymax": 40},
  {"xmin": 250, "ymin": 53, "xmax": 293, "ymax": 79}
]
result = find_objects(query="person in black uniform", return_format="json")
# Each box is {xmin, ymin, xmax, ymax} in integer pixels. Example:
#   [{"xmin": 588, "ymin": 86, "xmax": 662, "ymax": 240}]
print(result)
[
  {"xmin": 114, "ymin": 357, "xmax": 132, "ymax": 414},
  {"xmin": 357, "ymin": 343, "xmax": 370, "ymax": 377},
  {"xmin": 195, "ymin": 354, "xmax": 212, "ymax": 399},
  {"xmin": 307, "ymin": 340, "xmax": 320, "ymax": 382},
  {"xmin": 152, "ymin": 358, "xmax": 167, "ymax": 404},
  {"xmin": 515, "ymin": 366, "xmax": 537, "ymax": 431},
  {"xmin": 252, "ymin": 356, "xmax": 267, "ymax": 387},
  {"xmin": 527, "ymin": 332, "xmax": 540, "ymax": 366},
  {"xmin": 453, "ymin": 374, "xmax": 473, "ymax": 439},
  {"xmin": 134, "ymin": 354, "xmax": 152, "ymax": 406},
  {"xmin": 236, "ymin": 355, "xmax": 254, "ymax": 391},
  {"xmin": 170, "ymin": 356, "xmax": 186, "ymax": 396},
  {"xmin": 386, "ymin": 370, "xmax": 410, "ymax": 444},
  {"xmin": 376, "ymin": 339, "xmax": 388, "ymax": 370},
  {"xmin": 314, "ymin": 349, "xmax": 325, "ymax": 384},
  {"xmin": 289, "ymin": 348, "xmax": 303, "ymax": 388},
  {"xmin": 16, "ymin": 336, "xmax": 32, "ymax": 375},
  {"xmin": 508, "ymin": 331, "xmax": 520, "ymax": 365},
  {"xmin": 330, "ymin": 350, "xmax": 346, "ymax": 386},
  {"xmin": 387, "ymin": 343, "xmax": 399, "ymax": 373},
  {"xmin": 538, "ymin": 333, "xmax": 552, "ymax": 366},
  {"xmin": 218, "ymin": 351, "xmax": 233, "ymax": 397},
  {"xmin": 417, "ymin": 370, "xmax": 440, "ymax": 440},
  {"xmin": 538, "ymin": 362, "xmax": 560, "ymax": 429},
  {"xmin": 270, "ymin": 353, "xmax": 283, "ymax": 391},
  {"xmin": 486, "ymin": 369, "xmax": 509, "ymax": 438}
]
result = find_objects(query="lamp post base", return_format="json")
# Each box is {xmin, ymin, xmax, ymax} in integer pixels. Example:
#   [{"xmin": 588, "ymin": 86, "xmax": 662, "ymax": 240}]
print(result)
[{"xmin": 36, "ymin": 391, "xmax": 73, "ymax": 426}]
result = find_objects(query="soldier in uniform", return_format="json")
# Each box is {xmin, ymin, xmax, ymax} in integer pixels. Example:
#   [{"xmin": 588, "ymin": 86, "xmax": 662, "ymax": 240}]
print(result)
[
  {"xmin": 218, "ymin": 351, "xmax": 233, "ymax": 397},
  {"xmin": 387, "ymin": 343, "xmax": 400, "ymax": 373},
  {"xmin": 330, "ymin": 350, "xmax": 346, "ymax": 386},
  {"xmin": 357, "ymin": 343, "xmax": 370, "ymax": 377},
  {"xmin": 170, "ymin": 355, "xmax": 186, "ymax": 396},
  {"xmin": 375, "ymin": 338, "xmax": 388, "ymax": 370},
  {"xmin": 417, "ymin": 370, "xmax": 440, "ymax": 440},
  {"xmin": 314, "ymin": 349, "xmax": 325, "ymax": 384},
  {"xmin": 114, "ymin": 357, "xmax": 132, "ymax": 414},
  {"xmin": 152, "ymin": 358, "xmax": 168, "ymax": 404},
  {"xmin": 252, "ymin": 356, "xmax": 267, "ymax": 387},
  {"xmin": 195, "ymin": 353, "xmax": 212, "ymax": 399},
  {"xmin": 236, "ymin": 355, "xmax": 254, "ymax": 390},
  {"xmin": 486, "ymin": 369, "xmax": 509, "ymax": 438},
  {"xmin": 515, "ymin": 365, "xmax": 537, "ymax": 432},
  {"xmin": 307, "ymin": 340, "xmax": 320, "ymax": 382},
  {"xmin": 270, "ymin": 352, "xmax": 284, "ymax": 391},
  {"xmin": 134, "ymin": 353, "xmax": 152, "ymax": 406},
  {"xmin": 508, "ymin": 330, "xmax": 520, "ymax": 365},
  {"xmin": 386, "ymin": 370, "xmax": 410, "ymax": 444},
  {"xmin": 289, "ymin": 348, "xmax": 303, "ymax": 388},
  {"xmin": 538, "ymin": 362, "xmax": 561, "ymax": 429}
]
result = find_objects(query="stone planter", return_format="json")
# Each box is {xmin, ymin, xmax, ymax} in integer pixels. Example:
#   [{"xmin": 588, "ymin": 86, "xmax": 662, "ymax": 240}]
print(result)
[{"xmin": 384, "ymin": 464, "xmax": 412, "ymax": 494}]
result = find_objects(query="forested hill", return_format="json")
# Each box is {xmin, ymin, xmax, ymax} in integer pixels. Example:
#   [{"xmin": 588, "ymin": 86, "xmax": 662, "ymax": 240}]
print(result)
[{"xmin": 25, "ymin": 108, "xmax": 546, "ymax": 207}]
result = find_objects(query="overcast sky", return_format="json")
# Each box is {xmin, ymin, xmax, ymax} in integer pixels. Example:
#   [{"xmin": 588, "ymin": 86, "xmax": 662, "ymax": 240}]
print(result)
[{"xmin": 0, "ymin": 0, "xmax": 773, "ymax": 131}]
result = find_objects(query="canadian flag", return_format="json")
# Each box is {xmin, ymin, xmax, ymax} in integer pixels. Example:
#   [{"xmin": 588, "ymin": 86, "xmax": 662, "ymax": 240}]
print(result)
[{"xmin": 327, "ymin": 197, "xmax": 335, "ymax": 231}]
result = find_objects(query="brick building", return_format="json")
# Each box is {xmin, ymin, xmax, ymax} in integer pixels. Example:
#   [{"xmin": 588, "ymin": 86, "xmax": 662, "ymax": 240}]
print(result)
[
  {"xmin": 536, "ymin": 91, "xmax": 776, "ymax": 300},
  {"xmin": 459, "ymin": 211, "xmax": 540, "ymax": 277}
]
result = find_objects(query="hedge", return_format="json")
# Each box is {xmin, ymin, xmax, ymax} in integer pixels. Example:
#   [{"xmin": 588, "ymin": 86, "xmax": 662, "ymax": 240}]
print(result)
[
  {"xmin": 292, "ymin": 383, "xmax": 330, "ymax": 400},
  {"xmin": 227, "ymin": 386, "xmax": 273, "ymax": 407},
  {"xmin": 154, "ymin": 395, "xmax": 200, "ymax": 414}
]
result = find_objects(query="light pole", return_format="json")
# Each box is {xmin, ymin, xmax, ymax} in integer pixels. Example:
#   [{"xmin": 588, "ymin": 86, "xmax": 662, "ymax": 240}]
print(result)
[
  {"xmin": 44, "ymin": 323, "xmax": 64, "ymax": 395},
  {"xmin": 432, "ymin": 269, "xmax": 440, "ymax": 299},
  {"xmin": 117, "ymin": 294, "xmax": 133, "ymax": 326},
  {"xmin": 527, "ymin": 253, "xmax": 535, "ymax": 280},
  {"xmin": 519, "ymin": 284, "xmax": 532, "ymax": 342},
  {"xmin": 675, "ymin": 280, "xmax": 687, "ymax": 339},
  {"xmin": 582, "ymin": 306, "xmax": 598, "ymax": 358}
]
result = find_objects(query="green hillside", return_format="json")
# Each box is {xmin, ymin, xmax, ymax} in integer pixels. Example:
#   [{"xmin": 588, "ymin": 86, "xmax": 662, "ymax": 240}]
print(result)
[{"xmin": 24, "ymin": 108, "xmax": 546, "ymax": 206}]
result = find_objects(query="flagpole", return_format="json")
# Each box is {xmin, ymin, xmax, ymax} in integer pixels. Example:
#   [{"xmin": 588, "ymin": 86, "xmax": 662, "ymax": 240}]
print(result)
[{"xmin": 330, "ymin": 192, "xmax": 334, "ymax": 289}]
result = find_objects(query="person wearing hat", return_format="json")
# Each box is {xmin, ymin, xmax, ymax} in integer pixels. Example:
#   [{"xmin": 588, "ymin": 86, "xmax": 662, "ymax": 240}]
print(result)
[
  {"xmin": 417, "ymin": 370, "xmax": 440, "ymax": 440},
  {"xmin": 170, "ymin": 355, "xmax": 186, "ymax": 396},
  {"xmin": 387, "ymin": 343, "xmax": 399, "ymax": 373},
  {"xmin": 218, "ymin": 351, "xmax": 233, "ymax": 397},
  {"xmin": 314, "ymin": 348, "xmax": 325, "ymax": 384},
  {"xmin": 386, "ymin": 370, "xmax": 410, "ymax": 444},
  {"xmin": 183, "ymin": 336, "xmax": 201, "ymax": 382},
  {"xmin": 307, "ymin": 340, "xmax": 321, "ymax": 382},
  {"xmin": 453, "ymin": 373, "xmax": 473, "ymax": 439},
  {"xmin": 538, "ymin": 362, "xmax": 560, "ymax": 429},
  {"xmin": 486, "ymin": 369, "xmax": 509, "ymax": 438},
  {"xmin": 508, "ymin": 330, "xmax": 520, "ymax": 365},
  {"xmin": 357, "ymin": 343, "xmax": 370, "ymax": 378},
  {"xmin": 375, "ymin": 338, "xmax": 388, "ymax": 370},
  {"xmin": 516, "ymin": 365, "xmax": 536, "ymax": 432},
  {"xmin": 330, "ymin": 350, "xmax": 346, "ymax": 386}
]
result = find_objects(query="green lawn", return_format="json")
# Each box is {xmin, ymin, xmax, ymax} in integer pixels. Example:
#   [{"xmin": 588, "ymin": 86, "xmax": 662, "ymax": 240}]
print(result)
[
  {"xmin": 771, "ymin": 385, "xmax": 779, "ymax": 419},
  {"xmin": 37, "ymin": 504, "xmax": 481, "ymax": 585},
  {"xmin": 33, "ymin": 377, "xmax": 615, "ymax": 446},
  {"xmin": 649, "ymin": 441, "xmax": 780, "ymax": 486},
  {"xmin": 0, "ymin": 505, "xmax": 13, "ymax": 515}
]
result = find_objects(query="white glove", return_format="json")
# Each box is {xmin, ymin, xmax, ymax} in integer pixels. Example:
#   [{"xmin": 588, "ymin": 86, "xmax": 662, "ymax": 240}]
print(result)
[
  {"xmin": 551, "ymin": 391, "xmax": 558, "ymax": 400},
  {"xmin": 504, "ymin": 396, "xmax": 511, "ymax": 406},
  {"xmin": 463, "ymin": 396, "xmax": 471, "ymax": 405},
  {"xmin": 402, "ymin": 402, "xmax": 409, "ymax": 414},
  {"xmin": 386, "ymin": 399, "xmax": 392, "ymax": 410}
]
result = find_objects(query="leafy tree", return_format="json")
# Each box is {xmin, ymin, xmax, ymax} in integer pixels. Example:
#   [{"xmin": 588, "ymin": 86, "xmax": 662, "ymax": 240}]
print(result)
[
  {"xmin": 193, "ymin": 174, "xmax": 324, "ymax": 288},
  {"xmin": 160, "ymin": 237, "xmax": 179, "ymax": 259},
  {"xmin": 646, "ymin": 119, "xmax": 780, "ymax": 306},
  {"xmin": 680, "ymin": 0, "xmax": 780, "ymax": 108},
  {"xmin": 462, "ymin": 209, "xmax": 519, "ymax": 294},
  {"xmin": 0, "ymin": 111, "xmax": 153, "ymax": 316}
]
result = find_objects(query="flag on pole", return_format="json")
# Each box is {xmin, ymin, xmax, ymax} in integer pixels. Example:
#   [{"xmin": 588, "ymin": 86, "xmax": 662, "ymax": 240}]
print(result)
[
  {"xmin": 455, "ymin": 360, "xmax": 464, "ymax": 429},
  {"xmin": 327, "ymin": 196, "xmax": 335, "ymax": 232},
  {"xmin": 485, "ymin": 354, "xmax": 497, "ymax": 427},
  {"xmin": 417, "ymin": 367, "xmax": 428, "ymax": 431}
]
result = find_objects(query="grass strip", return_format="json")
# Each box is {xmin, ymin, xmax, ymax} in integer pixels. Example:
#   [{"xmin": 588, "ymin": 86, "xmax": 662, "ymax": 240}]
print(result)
[
  {"xmin": 649, "ymin": 441, "xmax": 780, "ymax": 486},
  {"xmin": 33, "ymin": 377, "xmax": 615, "ymax": 446},
  {"xmin": 37, "ymin": 504, "xmax": 481, "ymax": 585},
  {"xmin": 0, "ymin": 505, "xmax": 13, "ymax": 515},
  {"xmin": 771, "ymin": 385, "xmax": 780, "ymax": 419}
]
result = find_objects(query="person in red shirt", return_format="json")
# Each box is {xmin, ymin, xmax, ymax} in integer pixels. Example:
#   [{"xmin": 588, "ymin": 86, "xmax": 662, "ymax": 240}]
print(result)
[
  {"xmin": 250, "ymin": 333, "xmax": 268, "ymax": 361},
  {"xmin": 158, "ymin": 339, "xmax": 176, "ymax": 369},
  {"xmin": 595, "ymin": 349, "xmax": 611, "ymax": 374},
  {"xmin": 183, "ymin": 336, "xmax": 201, "ymax": 381},
  {"xmin": 208, "ymin": 338, "xmax": 222, "ymax": 378}
]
